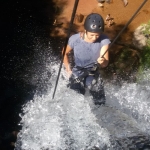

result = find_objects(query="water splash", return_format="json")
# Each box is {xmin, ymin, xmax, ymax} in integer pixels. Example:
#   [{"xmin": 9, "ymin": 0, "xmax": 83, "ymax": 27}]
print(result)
[
  {"xmin": 105, "ymin": 70, "xmax": 150, "ymax": 134},
  {"xmin": 15, "ymin": 39, "xmax": 150, "ymax": 149},
  {"xmin": 15, "ymin": 60, "xmax": 112, "ymax": 149}
]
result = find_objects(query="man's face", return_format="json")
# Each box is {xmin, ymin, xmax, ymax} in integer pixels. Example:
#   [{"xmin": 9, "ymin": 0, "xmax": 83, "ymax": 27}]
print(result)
[{"xmin": 86, "ymin": 31, "xmax": 100, "ymax": 43}]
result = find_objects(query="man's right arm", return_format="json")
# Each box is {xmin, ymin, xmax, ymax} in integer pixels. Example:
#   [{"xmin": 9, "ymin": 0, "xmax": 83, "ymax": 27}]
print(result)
[{"xmin": 63, "ymin": 45, "xmax": 72, "ymax": 76}]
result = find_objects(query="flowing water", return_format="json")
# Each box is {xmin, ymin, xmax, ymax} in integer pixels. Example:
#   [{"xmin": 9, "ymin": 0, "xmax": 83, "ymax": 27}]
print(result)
[{"xmin": 14, "ymin": 40, "xmax": 150, "ymax": 149}]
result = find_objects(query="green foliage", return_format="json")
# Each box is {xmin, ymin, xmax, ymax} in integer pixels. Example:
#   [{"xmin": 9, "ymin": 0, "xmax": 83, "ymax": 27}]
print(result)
[
  {"xmin": 139, "ymin": 46, "xmax": 150, "ymax": 71},
  {"xmin": 114, "ymin": 48, "xmax": 139, "ymax": 75},
  {"xmin": 137, "ymin": 46, "xmax": 150, "ymax": 82},
  {"xmin": 119, "ymin": 48, "xmax": 132, "ymax": 61},
  {"xmin": 141, "ymin": 21, "xmax": 150, "ymax": 47},
  {"xmin": 141, "ymin": 21, "xmax": 150, "ymax": 35},
  {"xmin": 138, "ymin": 21, "xmax": 150, "ymax": 72},
  {"xmin": 136, "ymin": 21, "xmax": 150, "ymax": 81}
]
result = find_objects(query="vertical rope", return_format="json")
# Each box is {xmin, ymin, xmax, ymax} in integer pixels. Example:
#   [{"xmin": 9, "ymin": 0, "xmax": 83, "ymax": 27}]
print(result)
[{"xmin": 52, "ymin": 0, "xmax": 79, "ymax": 99}]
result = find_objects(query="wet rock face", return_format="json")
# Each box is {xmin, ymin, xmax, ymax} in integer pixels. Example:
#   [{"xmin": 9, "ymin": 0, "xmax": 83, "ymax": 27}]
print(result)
[
  {"xmin": 115, "ymin": 134, "xmax": 150, "ymax": 150},
  {"xmin": 132, "ymin": 25, "xmax": 147, "ymax": 50}
]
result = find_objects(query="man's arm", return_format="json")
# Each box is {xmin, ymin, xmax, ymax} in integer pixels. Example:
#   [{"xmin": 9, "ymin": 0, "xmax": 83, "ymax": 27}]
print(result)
[
  {"xmin": 63, "ymin": 45, "xmax": 72, "ymax": 75},
  {"xmin": 97, "ymin": 45, "xmax": 109, "ymax": 68}
]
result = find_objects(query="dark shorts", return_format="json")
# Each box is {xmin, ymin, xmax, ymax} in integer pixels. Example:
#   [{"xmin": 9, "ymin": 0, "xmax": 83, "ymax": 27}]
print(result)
[{"xmin": 68, "ymin": 74, "xmax": 106, "ymax": 105}]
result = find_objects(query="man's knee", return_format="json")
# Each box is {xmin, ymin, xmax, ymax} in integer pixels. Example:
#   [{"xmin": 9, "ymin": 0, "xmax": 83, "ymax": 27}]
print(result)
[{"xmin": 68, "ymin": 77, "xmax": 85, "ymax": 95}]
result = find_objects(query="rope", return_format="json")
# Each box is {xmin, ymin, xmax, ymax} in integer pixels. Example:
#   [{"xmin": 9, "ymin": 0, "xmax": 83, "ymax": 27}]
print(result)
[
  {"xmin": 52, "ymin": 0, "xmax": 79, "ymax": 99},
  {"xmin": 101, "ymin": 0, "xmax": 148, "ymax": 58}
]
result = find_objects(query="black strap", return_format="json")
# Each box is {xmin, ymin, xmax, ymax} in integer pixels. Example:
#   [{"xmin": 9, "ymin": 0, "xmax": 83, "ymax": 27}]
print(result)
[{"xmin": 74, "ymin": 65, "xmax": 99, "ymax": 82}]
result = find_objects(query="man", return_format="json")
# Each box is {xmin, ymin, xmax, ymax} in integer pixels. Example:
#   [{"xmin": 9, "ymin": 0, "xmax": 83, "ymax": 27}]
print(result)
[{"xmin": 63, "ymin": 13, "xmax": 111, "ymax": 105}]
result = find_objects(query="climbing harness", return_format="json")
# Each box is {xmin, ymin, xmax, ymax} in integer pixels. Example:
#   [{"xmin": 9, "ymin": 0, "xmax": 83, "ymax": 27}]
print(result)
[
  {"xmin": 72, "ymin": 63, "xmax": 99, "ymax": 83},
  {"xmin": 68, "ymin": 63, "xmax": 101, "ymax": 94}
]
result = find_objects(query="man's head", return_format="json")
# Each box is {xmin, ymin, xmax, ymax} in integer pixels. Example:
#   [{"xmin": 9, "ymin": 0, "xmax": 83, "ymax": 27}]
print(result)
[{"xmin": 84, "ymin": 13, "xmax": 104, "ymax": 34}]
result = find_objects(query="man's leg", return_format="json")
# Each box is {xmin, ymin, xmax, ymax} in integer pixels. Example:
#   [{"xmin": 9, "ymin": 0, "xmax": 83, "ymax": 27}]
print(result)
[
  {"xmin": 68, "ymin": 76, "xmax": 85, "ymax": 95},
  {"xmin": 89, "ymin": 75, "xmax": 106, "ymax": 105}
]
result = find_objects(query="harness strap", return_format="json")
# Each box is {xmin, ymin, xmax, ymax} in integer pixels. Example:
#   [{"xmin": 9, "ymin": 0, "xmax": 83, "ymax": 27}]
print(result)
[
  {"xmin": 80, "ymin": 32, "xmax": 85, "ymax": 40},
  {"xmin": 73, "ymin": 64, "xmax": 99, "ymax": 83}
]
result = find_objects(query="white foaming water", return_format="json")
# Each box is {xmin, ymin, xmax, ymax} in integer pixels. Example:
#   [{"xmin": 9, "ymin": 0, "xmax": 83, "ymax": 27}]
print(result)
[
  {"xmin": 15, "ymin": 62, "xmax": 112, "ymax": 150},
  {"xmin": 15, "ymin": 38, "xmax": 150, "ymax": 149},
  {"xmin": 105, "ymin": 70, "xmax": 150, "ymax": 134}
]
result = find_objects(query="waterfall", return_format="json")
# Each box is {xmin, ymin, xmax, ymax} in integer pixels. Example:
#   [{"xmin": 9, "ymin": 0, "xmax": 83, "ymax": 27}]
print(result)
[{"xmin": 15, "ymin": 43, "xmax": 150, "ymax": 150}]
